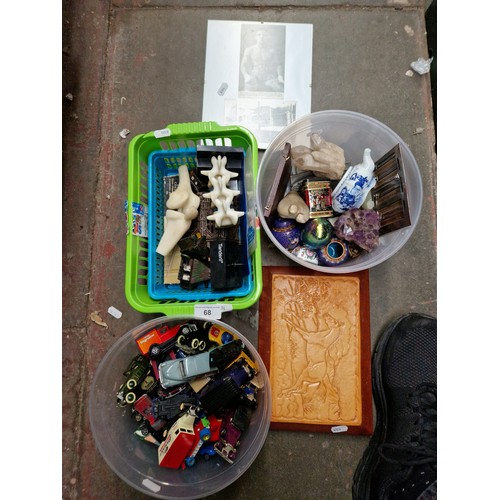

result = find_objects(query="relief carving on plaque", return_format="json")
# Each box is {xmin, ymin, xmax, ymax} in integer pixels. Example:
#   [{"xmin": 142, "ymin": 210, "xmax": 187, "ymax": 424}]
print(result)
[{"xmin": 270, "ymin": 275, "xmax": 362, "ymax": 425}]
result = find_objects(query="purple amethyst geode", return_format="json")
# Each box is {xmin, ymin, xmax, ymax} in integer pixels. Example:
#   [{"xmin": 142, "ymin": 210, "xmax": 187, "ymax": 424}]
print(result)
[{"xmin": 333, "ymin": 209, "xmax": 381, "ymax": 252}]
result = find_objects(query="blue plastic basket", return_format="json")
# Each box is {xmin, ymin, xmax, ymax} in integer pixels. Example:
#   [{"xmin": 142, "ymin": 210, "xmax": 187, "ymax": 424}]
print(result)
[{"xmin": 147, "ymin": 147, "xmax": 253, "ymax": 301}]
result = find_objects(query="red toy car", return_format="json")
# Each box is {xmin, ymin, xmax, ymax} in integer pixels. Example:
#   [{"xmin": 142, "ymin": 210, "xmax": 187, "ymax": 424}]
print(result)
[
  {"xmin": 136, "ymin": 324, "xmax": 181, "ymax": 357},
  {"xmin": 133, "ymin": 394, "xmax": 157, "ymax": 426},
  {"xmin": 158, "ymin": 413, "xmax": 196, "ymax": 469},
  {"xmin": 184, "ymin": 415, "xmax": 222, "ymax": 467}
]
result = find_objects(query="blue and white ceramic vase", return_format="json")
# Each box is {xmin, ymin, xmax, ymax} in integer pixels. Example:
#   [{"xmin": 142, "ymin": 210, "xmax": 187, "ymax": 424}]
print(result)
[{"xmin": 331, "ymin": 148, "xmax": 377, "ymax": 213}]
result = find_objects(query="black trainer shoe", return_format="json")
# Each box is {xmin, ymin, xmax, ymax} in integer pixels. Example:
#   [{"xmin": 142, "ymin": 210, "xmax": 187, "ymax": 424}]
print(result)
[{"xmin": 352, "ymin": 313, "xmax": 437, "ymax": 500}]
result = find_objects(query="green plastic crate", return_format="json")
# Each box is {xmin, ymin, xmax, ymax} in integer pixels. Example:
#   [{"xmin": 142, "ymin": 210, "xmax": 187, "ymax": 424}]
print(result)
[{"xmin": 125, "ymin": 121, "xmax": 263, "ymax": 316}]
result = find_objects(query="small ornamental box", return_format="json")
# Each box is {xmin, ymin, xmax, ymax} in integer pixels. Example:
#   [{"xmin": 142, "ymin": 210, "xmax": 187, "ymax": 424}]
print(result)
[{"xmin": 300, "ymin": 179, "xmax": 333, "ymax": 218}]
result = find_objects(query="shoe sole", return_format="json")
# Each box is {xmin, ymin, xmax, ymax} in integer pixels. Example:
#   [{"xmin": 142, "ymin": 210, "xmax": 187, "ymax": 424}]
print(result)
[{"xmin": 351, "ymin": 313, "xmax": 436, "ymax": 499}]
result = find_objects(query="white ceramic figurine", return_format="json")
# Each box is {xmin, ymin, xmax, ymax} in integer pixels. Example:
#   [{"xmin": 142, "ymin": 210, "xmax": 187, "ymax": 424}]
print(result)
[
  {"xmin": 156, "ymin": 164, "xmax": 200, "ymax": 257},
  {"xmin": 201, "ymin": 155, "xmax": 245, "ymax": 228},
  {"xmin": 331, "ymin": 148, "xmax": 377, "ymax": 213}
]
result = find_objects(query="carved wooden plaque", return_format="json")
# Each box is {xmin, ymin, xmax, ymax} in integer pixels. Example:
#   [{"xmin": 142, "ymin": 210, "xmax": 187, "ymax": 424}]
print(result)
[{"xmin": 258, "ymin": 267, "xmax": 373, "ymax": 435}]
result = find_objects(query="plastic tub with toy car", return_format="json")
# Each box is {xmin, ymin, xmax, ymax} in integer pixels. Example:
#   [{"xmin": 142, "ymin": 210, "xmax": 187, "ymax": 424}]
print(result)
[{"xmin": 89, "ymin": 316, "xmax": 271, "ymax": 499}]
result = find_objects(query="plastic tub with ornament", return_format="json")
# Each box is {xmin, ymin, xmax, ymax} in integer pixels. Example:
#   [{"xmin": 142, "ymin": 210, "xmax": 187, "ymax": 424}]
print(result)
[{"xmin": 256, "ymin": 110, "xmax": 423, "ymax": 273}]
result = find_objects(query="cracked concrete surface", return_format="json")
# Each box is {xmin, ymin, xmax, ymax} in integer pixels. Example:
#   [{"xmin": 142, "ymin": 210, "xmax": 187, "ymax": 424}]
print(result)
[{"xmin": 62, "ymin": 1, "xmax": 436, "ymax": 498}]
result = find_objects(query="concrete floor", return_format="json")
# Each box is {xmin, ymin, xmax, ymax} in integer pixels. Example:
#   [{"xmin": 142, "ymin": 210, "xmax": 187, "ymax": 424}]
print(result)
[{"xmin": 62, "ymin": 1, "xmax": 436, "ymax": 498}]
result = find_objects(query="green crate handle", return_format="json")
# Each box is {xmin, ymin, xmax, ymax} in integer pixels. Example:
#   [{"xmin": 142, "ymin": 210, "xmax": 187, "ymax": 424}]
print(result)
[
  {"xmin": 157, "ymin": 122, "xmax": 258, "ymax": 150},
  {"xmin": 164, "ymin": 121, "xmax": 225, "ymax": 137}
]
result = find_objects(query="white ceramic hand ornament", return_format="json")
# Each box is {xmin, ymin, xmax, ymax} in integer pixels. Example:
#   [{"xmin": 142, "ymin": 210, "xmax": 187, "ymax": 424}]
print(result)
[{"xmin": 156, "ymin": 164, "xmax": 200, "ymax": 257}]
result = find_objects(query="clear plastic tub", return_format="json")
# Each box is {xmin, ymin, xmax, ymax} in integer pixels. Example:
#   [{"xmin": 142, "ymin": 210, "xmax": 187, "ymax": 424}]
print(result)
[
  {"xmin": 88, "ymin": 316, "xmax": 271, "ymax": 499},
  {"xmin": 256, "ymin": 110, "xmax": 423, "ymax": 273}
]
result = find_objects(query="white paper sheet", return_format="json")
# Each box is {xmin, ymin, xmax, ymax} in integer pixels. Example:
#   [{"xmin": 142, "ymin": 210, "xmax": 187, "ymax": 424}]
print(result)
[{"xmin": 202, "ymin": 20, "xmax": 313, "ymax": 149}]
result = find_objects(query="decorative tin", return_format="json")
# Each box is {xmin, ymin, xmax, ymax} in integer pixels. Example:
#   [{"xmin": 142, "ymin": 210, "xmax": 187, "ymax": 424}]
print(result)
[{"xmin": 300, "ymin": 179, "xmax": 333, "ymax": 218}]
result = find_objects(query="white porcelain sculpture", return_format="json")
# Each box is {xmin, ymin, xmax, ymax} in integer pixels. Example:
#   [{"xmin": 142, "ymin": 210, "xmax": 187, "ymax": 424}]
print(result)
[
  {"xmin": 331, "ymin": 148, "xmax": 377, "ymax": 213},
  {"xmin": 156, "ymin": 164, "xmax": 200, "ymax": 257},
  {"xmin": 291, "ymin": 133, "xmax": 346, "ymax": 180},
  {"xmin": 277, "ymin": 190, "xmax": 311, "ymax": 223},
  {"xmin": 201, "ymin": 155, "xmax": 245, "ymax": 228}
]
